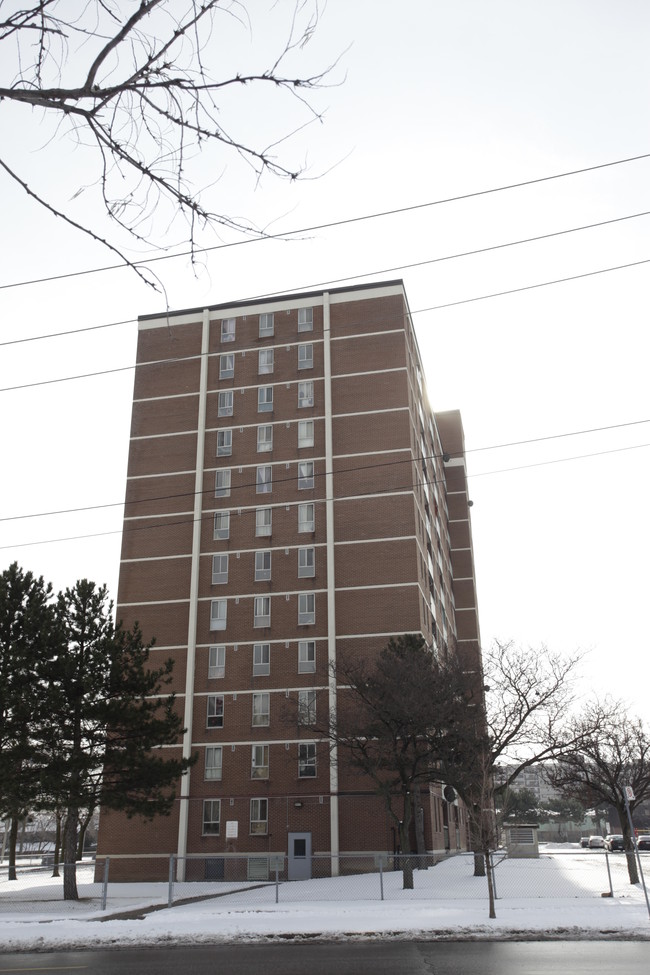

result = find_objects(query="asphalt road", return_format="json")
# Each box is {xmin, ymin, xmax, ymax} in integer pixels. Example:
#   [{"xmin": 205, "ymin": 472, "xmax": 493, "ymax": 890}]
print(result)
[{"xmin": 0, "ymin": 941, "xmax": 649, "ymax": 974}]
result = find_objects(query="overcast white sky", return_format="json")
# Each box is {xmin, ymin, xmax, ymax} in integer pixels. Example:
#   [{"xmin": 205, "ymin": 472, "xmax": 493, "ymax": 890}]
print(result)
[{"xmin": 1, "ymin": 1, "xmax": 648, "ymax": 721}]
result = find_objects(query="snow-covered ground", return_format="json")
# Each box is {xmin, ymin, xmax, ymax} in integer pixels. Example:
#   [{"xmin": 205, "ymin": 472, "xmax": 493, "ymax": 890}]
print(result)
[{"xmin": 0, "ymin": 846, "xmax": 648, "ymax": 951}]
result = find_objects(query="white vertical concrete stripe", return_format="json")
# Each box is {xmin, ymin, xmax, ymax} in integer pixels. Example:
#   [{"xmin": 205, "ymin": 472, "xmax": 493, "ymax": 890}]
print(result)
[
  {"xmin": 176, "ymin": 308, "xmax": 210, "ymax": 879},
  {"xmin": 323, "ymin": 292, "xmax": 340, "ymax": 875}
]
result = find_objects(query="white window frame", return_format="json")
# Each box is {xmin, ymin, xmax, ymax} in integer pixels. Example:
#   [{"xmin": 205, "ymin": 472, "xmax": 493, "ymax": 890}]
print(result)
[
  {"xmin": 298, "ymin": 343, "xmax": 313, "ymax": 370},
  {"xmin": 298, "ymin": 503, "xmax": 315, "ymax": 533},
  {"xmin": 215, "ymin": 469, "xmax": 231, "ymax": 498},
  {"xmin": 257, "ymin": 425, "xmax": 273, "ymax": 452},
  {"xmin": 298, "ymin": 689, "xmax": 316, "ymax": 725},
  {"xmin": 255, "ymin": 507, "xmax": 272, "ymax": 537},
  {"xmin": 205, "ymin": 745, "xmax": 223, "ymax": 781},
  {"xmin": 298, "ymin": 461, "xmax": 314, "ymax": 490},
  {"xmin": 203, "ymin": 798, "xmax": 221, "ymax": 834},
  {"xmin": 258, "ymin": 386, "xmax": 273, "ymax": 412},
  {"xmin": 298, "ymin": 592, "xmax": 315, "ymax": 625},
  {"xmin": 206, "ymin": 694, "xmax": 224, "ymax": 728},
  {"xmin": 252, "ymin": 692, "xmax": 270, "ymax": 727},
  {"xmin": 259, "ymin": 312, "xmax": 274, "ymax": 337},
  {"xmin": 254, "ymin": 595, "xmax": 271, "ymax": 628},
  {"xmin": 298, "ymin": 420, "xmax": 314, "ymax": 448},
  {"xmin": 217, "ymin": 429, "xmax": 232, "ymax": 456},
  {"xmin": 258, "ymin": 348, "xmax": 274, "ymax": 375},
  {"xmin": 218, "ymin": 390, "xmax": 233, "ymax": 417},
  {"xmin": 251, "ymin": 745, "xmax": 269, "ymax": 780},
  {"xmin": 298, "ymin": 546, "xmax": 315, "ymax": 578},
  {"xmin": 298, "ymin": 640, "xmax": 316, "ymax": 674},
  {"xmin": 208, "ymin": 645, "xmax": 226, "ymax": 679},
  {"xmin": 298, "ymin": 307, "xmax": 313, "ymax": 332},
  {"xmin": 212, "ymin": 554, "xmax": 229, "ymax": 585},
  {"xmin": 298, "ymin": 743, "xmax": 317, "ymax": 778},
  {"xmin": 210, "ymin": 599, "xmax": 227, "ymax": 631},
  {"xmin": 255, "ymin": 550, "xmax": 271, "ymax": 581},
  {"xmin": 298, "ymin": 380, "xmax": 314, "ymax": 408},
  {"xmin": 253, "ymin": 643, "xmax": 270, "ymax": 676},
  {"xmin": 219, "ymin": 353, "xmax": 234, "ymax": 378},
  {"xmin": 221, "ymin": 318, "xmax": 235, "ymax": 343},
  {"xmin": 213, "ymin": 510, "xmax": 230, "ymax": 540},
  {"xmin": 256, "ymin": 465, "xmax": 272, "ymax": 494},
  {"xmin": 250, "ymin": 797, "xmax": 268, "ymax": 833}
]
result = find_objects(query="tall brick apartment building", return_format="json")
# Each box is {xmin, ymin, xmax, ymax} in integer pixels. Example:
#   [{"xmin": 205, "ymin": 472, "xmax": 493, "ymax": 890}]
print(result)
[{"xmin": 96, "ymin": 279, "xmax": 483, "ymax": 880}]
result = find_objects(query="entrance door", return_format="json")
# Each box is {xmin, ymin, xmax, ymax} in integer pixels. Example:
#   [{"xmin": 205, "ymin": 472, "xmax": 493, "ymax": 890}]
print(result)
[{"xmin": 288, "ymin": 832, "xmax": 312, "ymax": 881}]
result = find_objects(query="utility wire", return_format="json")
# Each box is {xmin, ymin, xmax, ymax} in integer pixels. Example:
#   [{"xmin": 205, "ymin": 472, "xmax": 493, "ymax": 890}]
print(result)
[
  {"xmin": 2, "ymin": 151, "xmax": 650, "ymax": 293},
  {"xmin": 1, "ymin": 416, "xmax": 649, "ymax": 525},
  {"xmin": 2, "ymin": 438, "xmax": 649, "ymax": 552},
  {"xmin": 2, "ymin": 207, "xmax": 650, "ymax": 349}
]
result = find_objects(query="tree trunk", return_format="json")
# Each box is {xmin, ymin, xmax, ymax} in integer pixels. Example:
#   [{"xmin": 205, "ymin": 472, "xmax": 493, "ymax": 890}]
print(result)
[
  {"xmin": 51, "ymin": 812, "xmax": 61, "ymax": 879},
  {"xmin": 63, "ymin": 808, "xmax": 79, "ymax": 901},
  {"xmin": 413, "ymin": 784, "xmax": 426, "ymax": 868},
  {"xmin": 618, "ymin": 808, "xmax": 639, "ymax": 885},
  {"xmin": 484, "ymin": 849, "xmax": 496, "ymax": 918},
  {"xmin": 8, "ymin": 817, "xmax": 19, "ymax": 881},
  {"xmin": 399, "ymin": 793, "xmax": 414, "ymax": 890}
]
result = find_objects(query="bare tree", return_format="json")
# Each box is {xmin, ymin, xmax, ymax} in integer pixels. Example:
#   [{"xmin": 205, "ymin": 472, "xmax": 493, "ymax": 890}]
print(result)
[
  {"xmin": 549, "ymin": 702, "xmax": 650, "ymax": 884},
  {"xmin": 0, "ymin": 1, "xmax": 334, "ymax": 283},
  {"xmin": 441, "ymin": 641, "xmax": 589, "ymax": 918}
]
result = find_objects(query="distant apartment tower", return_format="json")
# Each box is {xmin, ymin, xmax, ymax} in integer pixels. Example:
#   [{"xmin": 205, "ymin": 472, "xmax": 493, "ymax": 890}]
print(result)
[{"xmin": 97, "ymin": 280, "xmax": 483, "ymax": 877}]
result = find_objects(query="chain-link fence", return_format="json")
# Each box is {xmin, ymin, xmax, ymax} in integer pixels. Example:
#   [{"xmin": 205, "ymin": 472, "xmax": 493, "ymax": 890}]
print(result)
[{"xmin": 1, "ymin": 849, "xmax": 648, "ymax": 914}]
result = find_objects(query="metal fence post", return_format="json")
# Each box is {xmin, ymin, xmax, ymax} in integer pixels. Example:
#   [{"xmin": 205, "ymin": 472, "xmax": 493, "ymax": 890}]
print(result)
[
  {"xmin": 604, "ymin": 851, "xmax": 614, "ymax": 897},
  {"xmin": 101, "ymin": 857, "xmax": 109, "ymax": 912},
  {"xmin": 379, "ymin": 857, "xmax": 384, "ymax": 901},
  {"xmin": 275, "ymin": 861, "xmax": 279, "ymax": 904},
  {"xmin": 168, "ymin": 854, "xmax": 175, "ymax": 908}
]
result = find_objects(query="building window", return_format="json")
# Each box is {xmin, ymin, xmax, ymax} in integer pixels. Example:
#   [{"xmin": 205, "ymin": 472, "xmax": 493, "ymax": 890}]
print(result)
[
  {"xmin": 298, "ymin": 503, "xmax": 315, "ymax": 533},
  {"xmin": 213, "ymin": 511, "xmax": 230, "ymax": 539},
  {"xmin": 298, "ymin": 640, "xmax": 316, "ymax": 673},
  {"xmin": 257, "ymin": 425, "xmax": 273, "ymax": 452},
  {"xmin": 298, "ymin": 420, "xmax": 314, "ymax": 448},
  {"xmin": 205, "ymin": 746, "xmax": 223, "ymax": 781},
  {"xmin": 298, "ymin": 343, "xmax": 313, "ymax": 370},
  {"xmin": 251, "ymin": 745, "xmax": 269, "ymax": 780},
  {"xmin": 258, "ymin": 386, "xmax": 273, "ymax": 412},
  {"xmin": 253, "ymin": 643, "xmax": 270, "ymax": 676},
  {"xmin": 219, "ymin": 353, "xmax": 234, "ymax": 378},
  {"xmin": 256, "ymin": 465, "xmax": 272, "ymax": 494},
  {"xmin": 221, "ymin": 318, "xmax": 235, "ymax": 343},
  {"xmin": 212, "ymin": 554, "xmax": 229, "ymax": 585},
  {"xmin": 298, "ymin": 689, "xmax": 316, "ymax": 725},
  {"xmin": 259, "ymin": 313, "xmax": 274, "ymax": 337},
  {"xmin": 217, "ymin": 429, "xmax": 232, "ymax": 456},
  {"xmin": 250, "ymin": 797, "xmax": 268, "ymax": 833},
  {"xmin": 210, "ymin": 599, "xmax": 227, "ymax": 631},
  {"xmin": 208, "ymin": 645, "xmax": 226, "ymax": 679},
  {"xmin": 255, "ymin": 507, "xmax": 272, "ymax": 537},
  {"xmin": 298, "ymin": 592, "xmax": 315, "ymax": 625},
  {"xmin": 255, "ymin": 550, "xmax": 271, "ymax": 581},
  {"xmin": 218, "ymin": 390, "xmax": 233, "ymax": 417},
  {"xmin": 252, "ymin": 692, "xmax": 270, "ymax": 727},
  {"xmin": 298, "ymin": 461, "xmax": 314, "ymax": 489},
  {"xmin": 258, "ymin": 349, "xmax": 274, "ymax": 374},
  {"xmin": 298, "ymin": 743, "xmax": 317, "ymax": 778},
  {"xmin": 203, "ymin": 798, "xmax": 221, "ymax": 834},
  {"xmin": 298, "ymin": 307, "xmax": 313, "ymax": 332},
  {"xmin": 298, "ymin": 546, "xmax": 315, "ymax": 578},
  {"xmin": 215, "ymin": 469, "xmax": 231, "ymax": 498},
  {"xmin": 207, "ymin": 694, "xmax": 224, "ymax": 728},
  {"xmin": 298, "ymin": 380, "xmax": 314, "ymax": 408},
  {"xmin": 254, "ymin": 596, "xmax": 271, "ymax": 627}
]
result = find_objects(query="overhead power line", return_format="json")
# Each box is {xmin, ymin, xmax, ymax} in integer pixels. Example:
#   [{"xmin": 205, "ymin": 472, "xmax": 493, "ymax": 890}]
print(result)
[
  {"xmin": 2, "ymin": 150, "xmax": 650, "ymax": 293},
  {"xmin": 1, "ymin": 416, "xmax": 648, "ymax": 528}
]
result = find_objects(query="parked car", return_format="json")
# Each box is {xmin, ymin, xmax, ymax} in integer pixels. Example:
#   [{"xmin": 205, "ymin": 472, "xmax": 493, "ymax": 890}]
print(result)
[
  {"xmin": 580, "ymin": 836, "xmax": 590, "ymax": 848},
  {"xmin": 588, "ymin": 835, "xmax": 605, "ymax": 849},
  {"xmin": 637, "ymin": 836, "xmax": 650, "ymax": 851},
  {"xmin": 605, "ymin": 834, "xmax": 624, "ymax": 851}
]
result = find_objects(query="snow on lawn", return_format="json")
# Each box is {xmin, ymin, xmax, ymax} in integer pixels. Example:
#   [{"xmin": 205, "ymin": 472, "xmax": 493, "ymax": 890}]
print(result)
[{"xmin": 0, "ymin": 847, "xmax": 648, "ymax": 951}]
